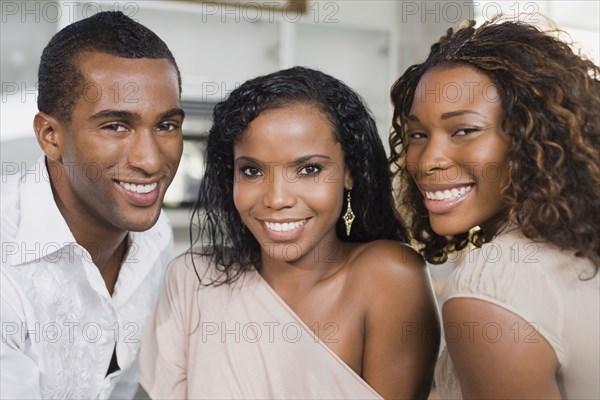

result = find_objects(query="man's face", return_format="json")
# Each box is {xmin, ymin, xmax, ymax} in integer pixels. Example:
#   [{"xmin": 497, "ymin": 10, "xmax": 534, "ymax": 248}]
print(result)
[{"xmin": 50, "ymin": 51, "xmax": 183, "ymax": 233}]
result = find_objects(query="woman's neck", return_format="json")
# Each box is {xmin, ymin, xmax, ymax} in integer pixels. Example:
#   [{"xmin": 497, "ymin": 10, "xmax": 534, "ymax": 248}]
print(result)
[
  {"xmin": 259, "ymin": 240, "xmax": 353, "ymax": 296},
  {"xmin": 479, "ymin": 210, "xmax": 509, "ymax": 242}
]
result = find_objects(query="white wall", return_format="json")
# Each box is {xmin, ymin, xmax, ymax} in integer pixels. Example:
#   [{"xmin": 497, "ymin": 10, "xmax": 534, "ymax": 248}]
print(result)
[
  {"xmin": 2, "ymin": 0, "xmax": 598, "ymax": 144},
  {"xmin": 1, "ymin": 0, "xmax": 401, "ymax": 158},
  {"xmin": 474, "ymin": 0, "xmax": 599, "ymax": 62}
]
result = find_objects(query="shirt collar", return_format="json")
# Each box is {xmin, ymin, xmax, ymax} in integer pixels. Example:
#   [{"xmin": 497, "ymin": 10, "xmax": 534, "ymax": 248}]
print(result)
[
  {"xmin": 10, "ymin": 157, "xmax": 171, "ymax": 298},
  {"xmin": 11, "ymin": 156, "xmax": 77, "ymax": 265},
  {"xmin": 111, "ymin": 214, "xmax": 169, "ymax": 303}
]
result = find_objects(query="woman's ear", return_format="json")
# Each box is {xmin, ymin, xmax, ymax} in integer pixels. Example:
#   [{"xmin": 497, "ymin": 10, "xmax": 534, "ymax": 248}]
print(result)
[
  {"xmin": 33, "ymin": 112, "xmax": 64, "ymax": 162},
  {"xmin": 344, "ymin": 168, "xmax": 354, "ymax": 191}
]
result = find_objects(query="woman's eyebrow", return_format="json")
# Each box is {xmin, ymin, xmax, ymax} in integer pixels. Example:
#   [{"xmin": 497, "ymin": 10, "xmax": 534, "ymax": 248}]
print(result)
[
  {"xmin": 289, "ymin": 154, "xmax": 332, "ymax": 165},
  {"xmin": 234, "ymin": 154, "xmax": 332, "ymax": 165},
  {"xmin": 440, "ymin": 110, "xmax": 485, "ymax": 120}
]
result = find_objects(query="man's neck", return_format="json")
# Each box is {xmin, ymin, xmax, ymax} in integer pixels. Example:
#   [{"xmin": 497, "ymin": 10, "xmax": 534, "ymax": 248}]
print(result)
[{"xmin": 48, "ymin": 161, "xmax": 129, "ymax": 295}]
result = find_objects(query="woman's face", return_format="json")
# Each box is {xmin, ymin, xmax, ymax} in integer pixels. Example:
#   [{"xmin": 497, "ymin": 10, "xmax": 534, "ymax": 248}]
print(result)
[
  {"xmin": 233, "ymin": 103, "xmax": 353, "ymax": 263},
  {"xmin": 405, "ymin": 66, "xmax": 511, "ymax": 238}
]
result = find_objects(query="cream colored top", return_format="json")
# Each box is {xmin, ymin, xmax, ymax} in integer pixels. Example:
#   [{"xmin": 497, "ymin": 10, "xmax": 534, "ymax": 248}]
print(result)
[
  {"xmin": 434, "ymin": 228, "xmax": 600, "ymax": 399},
  {"xmin": 139, "ymin": 254, "xmax": 382, "ymax": 399}
]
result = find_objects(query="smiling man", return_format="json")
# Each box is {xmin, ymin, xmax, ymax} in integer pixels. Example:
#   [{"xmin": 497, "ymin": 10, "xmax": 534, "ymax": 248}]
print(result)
[{"xmin": 1, "ymin": 11, "xmax": 184, "ymax": 399}]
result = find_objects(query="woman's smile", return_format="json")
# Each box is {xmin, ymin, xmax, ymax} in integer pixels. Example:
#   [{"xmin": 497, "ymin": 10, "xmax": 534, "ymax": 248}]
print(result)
[
  {"xmin": 260, "ymin": 218, "xmax": 311, "ymax": 241},
  {"xmin": 419, "ymin": 183, "xmax": 475, "ymax": 214}
]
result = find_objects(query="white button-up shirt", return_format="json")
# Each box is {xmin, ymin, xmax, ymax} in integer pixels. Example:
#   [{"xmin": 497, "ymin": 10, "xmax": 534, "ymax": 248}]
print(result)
[{"xmin": 1, "ymin": 158, "xmax": 173, "ymax": 399}]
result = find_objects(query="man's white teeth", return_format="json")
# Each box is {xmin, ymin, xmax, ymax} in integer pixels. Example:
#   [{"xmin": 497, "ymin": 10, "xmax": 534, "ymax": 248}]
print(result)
[
  {"xmin": 119, "ymin": 181, "xmax": 157, "ymax": 194},
  {"xmin": 426, "ymin": 185, "xmax": 471, "ymax": 201},
  {"xmin": 265, "ymin": 219, "xmax": 307, "ymax": 232}
]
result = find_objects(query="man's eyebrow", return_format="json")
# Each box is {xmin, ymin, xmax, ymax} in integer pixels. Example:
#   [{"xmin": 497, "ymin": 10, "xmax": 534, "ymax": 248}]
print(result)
[
  {"xmin": 88, "ymin": 108, "xmax": 185, "ymax": 122},
  {"xmin": 159, "ymin": 108, "xmax": 185, "ymax": 120},
  {"xmin": 89, "ymin": 110, "xmax": 142, "ymax": 121}
]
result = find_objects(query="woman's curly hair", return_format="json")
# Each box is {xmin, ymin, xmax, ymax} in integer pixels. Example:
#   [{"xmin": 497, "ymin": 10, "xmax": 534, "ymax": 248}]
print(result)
[
  {"xmin": 389, "ymin": 19, "xmax": 600, "ymax": 269},
  {"xmin": 191, "ymin": 66, "xmax": 408, "ymax": 284}
]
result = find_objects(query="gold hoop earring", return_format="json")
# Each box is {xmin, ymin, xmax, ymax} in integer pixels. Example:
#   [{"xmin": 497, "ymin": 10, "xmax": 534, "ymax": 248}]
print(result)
[{"xmin": 343, "ymin": 190, "xmax": 355, "ymax": 237}]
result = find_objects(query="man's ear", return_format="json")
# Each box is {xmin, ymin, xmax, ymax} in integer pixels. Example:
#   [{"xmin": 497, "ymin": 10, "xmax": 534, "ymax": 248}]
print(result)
[{"xmin": 33, "ymin": 112, "xmax": 64, "ymax": 162}]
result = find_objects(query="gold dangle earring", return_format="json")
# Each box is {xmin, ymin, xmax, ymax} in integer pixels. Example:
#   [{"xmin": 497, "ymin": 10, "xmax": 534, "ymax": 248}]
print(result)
[{"xmin": 343, "ymin": 190, "xmax": 355, "ymax": 237}]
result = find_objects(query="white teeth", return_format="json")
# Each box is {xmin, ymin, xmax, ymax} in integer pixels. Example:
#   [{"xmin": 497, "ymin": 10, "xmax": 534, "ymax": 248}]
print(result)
[
  {"xmin": 265, "ymin": 219, "xmax": 307, "ymax": 232},
  {"xmin": 426, "ymin": 185, "xmax": 472, "ymax": 201},
  {"xmin": 119, "ymin": 181, "xmax": 157, "ymax": 194}
]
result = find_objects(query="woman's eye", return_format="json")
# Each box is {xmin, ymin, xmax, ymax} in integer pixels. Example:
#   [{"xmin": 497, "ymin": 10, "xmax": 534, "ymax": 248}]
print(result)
[
  {"xmin": 407, "ymin": 131, "xmax": 427, "ymax": 140},
  {"xmin": 102, "ymin": 123, "xmax": 127, "ymax": 132},
  {"xmin": 241, "ymin": 166, "xmax": 262, "ymax": 177},
  {"xmin": 298, "ymin": 164, "xmax": 322, "ymax": 175},
  {"xmin": 454, "ymin": 128, "xmax": 479, "ymax": 136}
]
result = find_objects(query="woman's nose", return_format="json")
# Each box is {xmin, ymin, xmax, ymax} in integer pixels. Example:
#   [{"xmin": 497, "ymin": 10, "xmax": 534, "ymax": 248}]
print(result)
[{"xmin": 262, "ymin": 172, "xmax": 297, "ymax": 210}]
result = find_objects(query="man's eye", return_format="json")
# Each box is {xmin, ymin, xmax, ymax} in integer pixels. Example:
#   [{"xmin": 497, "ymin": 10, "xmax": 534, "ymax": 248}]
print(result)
[
  {"xmin": 102, "ymin": 123, "xmax": 127, "ymax": 132},
  {"xmin": 157, "ymin": 122, "xmax": 180, "ymax": 132}
]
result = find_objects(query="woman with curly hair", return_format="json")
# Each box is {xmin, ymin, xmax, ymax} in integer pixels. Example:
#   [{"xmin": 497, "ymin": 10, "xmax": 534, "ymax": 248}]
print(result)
[
  {"xmin": 389, "ymin": 18, "xmax": 600, "ymax": 399},
  {"xmin": 140, "ymin": 66, "xmax": 440, "ymax": 399}
]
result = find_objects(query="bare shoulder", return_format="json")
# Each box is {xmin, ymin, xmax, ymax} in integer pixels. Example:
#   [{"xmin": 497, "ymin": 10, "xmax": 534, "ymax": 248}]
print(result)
[
  {"xmin": 347, "ymin": 240, "xmax": 426, "ymax": 288},
  {"xmin": 351, "ymin": 241, "xmax": 440, "ymax": 399},
  {"xmin": 345, "ymin": 240, "xmax": 438, "ymax": 339},
  {"xmin": 345, "ymin": 240, "xmax": 433, "ymax": 312}
]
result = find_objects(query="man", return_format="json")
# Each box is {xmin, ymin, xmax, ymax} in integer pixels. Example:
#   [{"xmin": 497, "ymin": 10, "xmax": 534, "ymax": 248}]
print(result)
[{"xmin": 1, "ymin": 11, "xmax": 184, "ymax": 398}]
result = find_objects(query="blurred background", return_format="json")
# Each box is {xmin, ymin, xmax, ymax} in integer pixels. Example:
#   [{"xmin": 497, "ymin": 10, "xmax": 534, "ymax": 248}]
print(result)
[
  {"xmin": 2, "ymin": 0, "xmax": 599, "ymax": 273},
  {"xmin": 1, "ymin": 1, "xmax": 598, "ymax": 397}
]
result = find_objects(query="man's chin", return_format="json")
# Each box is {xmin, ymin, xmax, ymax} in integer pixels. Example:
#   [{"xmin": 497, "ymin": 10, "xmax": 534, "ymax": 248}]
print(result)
[{"xmin": 120, "ymin": 209, "xmax": 162, "ymax": 232}]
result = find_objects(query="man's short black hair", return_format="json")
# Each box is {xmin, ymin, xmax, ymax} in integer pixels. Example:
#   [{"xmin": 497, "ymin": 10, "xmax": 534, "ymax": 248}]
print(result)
[{"xmin": 37, "ymin": 11, "xmax": 181, "ymax": 123}]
